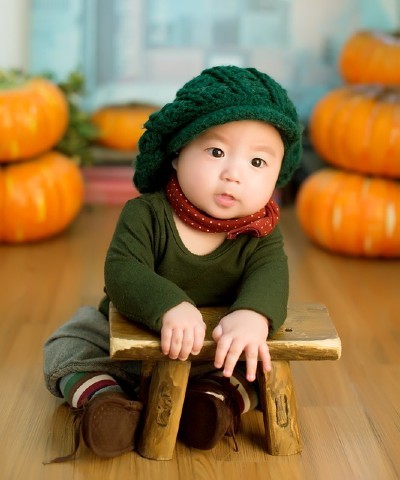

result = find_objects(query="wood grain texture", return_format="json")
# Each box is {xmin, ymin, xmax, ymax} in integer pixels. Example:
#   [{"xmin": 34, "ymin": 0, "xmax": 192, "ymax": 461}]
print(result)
[
  {"xmin": 138, "ymin": 360, "xmax": 191, "ymax": 460},
  {"xmin": 1, "ymin": 205, "xmax": 399, "ymax": 480},
  {"xmin": 110, "ymin": 303, "xmax": 341, "ymax": 361},
  {"xmin": 257, "ymin": 361, "xmax": 301, "ymax": 455}
]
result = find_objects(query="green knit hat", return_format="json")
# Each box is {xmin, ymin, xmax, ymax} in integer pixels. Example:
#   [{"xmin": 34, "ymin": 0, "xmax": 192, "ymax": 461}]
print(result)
[{"xmin": 134, "ymin": 65, "xmax": 302, "ymax": 193}]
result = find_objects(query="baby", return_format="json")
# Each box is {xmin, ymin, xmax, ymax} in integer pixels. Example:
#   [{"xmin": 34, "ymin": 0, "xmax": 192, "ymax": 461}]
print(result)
[{"xmin": 44, "ymin": 65, "xmax": 302, "ymax": 460}]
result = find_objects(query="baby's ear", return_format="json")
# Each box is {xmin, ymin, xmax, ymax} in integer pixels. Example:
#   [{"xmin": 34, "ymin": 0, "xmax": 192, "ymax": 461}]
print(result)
[{"xmin": 171, "ymin": 156, "xmax": 179, "ymax": 170}]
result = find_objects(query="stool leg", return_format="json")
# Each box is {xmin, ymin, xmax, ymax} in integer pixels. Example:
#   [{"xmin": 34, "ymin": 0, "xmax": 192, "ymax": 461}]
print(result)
[
  {"xmin": 138, "ymin": 359, "xmax": 191, "ymax": 460},
  {"xmin": 257, "ymin": 360, "xmax": 301, "ymax": 455},
  {"xmin": 139, "ymin": 360, "xmax": 156, "ymax": 403}
]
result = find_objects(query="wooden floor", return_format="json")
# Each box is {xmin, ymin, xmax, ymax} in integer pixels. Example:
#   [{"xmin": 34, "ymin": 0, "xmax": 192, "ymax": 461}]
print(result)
[{"xmin": 1, "ymin": 204, "xmax": 399, "ymax": 480}]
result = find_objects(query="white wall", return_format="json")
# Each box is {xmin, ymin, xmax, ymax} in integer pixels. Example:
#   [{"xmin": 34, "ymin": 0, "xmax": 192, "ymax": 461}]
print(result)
[{"xmin": 0, "ymin": 0, "xmax": 31, "ymax": 69}]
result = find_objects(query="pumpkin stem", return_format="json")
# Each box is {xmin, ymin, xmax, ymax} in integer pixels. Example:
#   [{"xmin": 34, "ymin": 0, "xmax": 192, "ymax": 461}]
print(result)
[{"xmin": 372, "ymin": 30, "xmax": 400, "ymax": 44}]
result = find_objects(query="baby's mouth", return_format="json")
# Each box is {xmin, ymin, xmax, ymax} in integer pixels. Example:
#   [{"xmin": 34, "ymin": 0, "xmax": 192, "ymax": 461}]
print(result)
[{"xmin": 215, "ymin": 193, "xmax": 236, "ymax": 207}]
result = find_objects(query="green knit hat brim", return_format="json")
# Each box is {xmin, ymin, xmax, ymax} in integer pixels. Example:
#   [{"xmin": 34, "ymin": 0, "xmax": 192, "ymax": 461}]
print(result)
[{"xmin": 134, "ymin": 66, "xmax": 303, "ymax": 193}]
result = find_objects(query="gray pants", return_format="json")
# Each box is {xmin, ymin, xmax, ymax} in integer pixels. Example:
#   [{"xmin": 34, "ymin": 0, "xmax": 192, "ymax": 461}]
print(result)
[
  {"xmin": 43, "ymin": 306, "xmax": 141, "ymax": 399},
  {"xmin": 44, "ymin": 307, "xmax": 250, "ymax": 404}
]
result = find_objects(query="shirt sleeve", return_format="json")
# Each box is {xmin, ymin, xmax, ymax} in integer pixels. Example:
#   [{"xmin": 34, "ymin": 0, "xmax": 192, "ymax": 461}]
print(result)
[
  {"xmin": 103, "ymin": 196, "xmax": 195, "ymax": 331},
  {"xmin": 227, "ymin": 226, "xmax": 289, "ymax": 333}
]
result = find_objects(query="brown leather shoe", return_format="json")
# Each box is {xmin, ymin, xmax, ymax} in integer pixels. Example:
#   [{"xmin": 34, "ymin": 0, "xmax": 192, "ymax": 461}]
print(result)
[
  {"xmin": 45, "ymin": 392, "xmax": 143, "ymax": 463},
  {"xmin": 179, "ymin": 376, "xmax": 241, "ymax": 451},
  {"xmin": 81, "ymin": 392, "xmax": 143, "ymax": 458}
]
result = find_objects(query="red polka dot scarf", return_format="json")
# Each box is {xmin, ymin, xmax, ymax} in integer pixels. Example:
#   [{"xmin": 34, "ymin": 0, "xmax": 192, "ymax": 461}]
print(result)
[{"xmin": 165, "ymin": 174, "xmax": 279, "ymax": 240}]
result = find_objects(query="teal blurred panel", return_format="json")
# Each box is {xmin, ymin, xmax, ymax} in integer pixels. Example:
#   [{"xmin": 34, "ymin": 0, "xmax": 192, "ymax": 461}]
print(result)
[
  {"xmin": 29, "ymin": 0, "xmax": 399, "ymax": 119},
  {"xmin": 30, "ymin": 0, "xmax": 85, "ymax": 80}
]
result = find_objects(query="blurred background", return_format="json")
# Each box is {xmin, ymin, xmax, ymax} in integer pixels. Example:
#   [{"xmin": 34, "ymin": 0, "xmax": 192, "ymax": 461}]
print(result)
[
  {"xmin": 2, "ymin": 0, "xmax": 398, "ymax": 117},
  {"xmin": 1, "ymin": 0, "xmax": 399, "ymax": 256}
]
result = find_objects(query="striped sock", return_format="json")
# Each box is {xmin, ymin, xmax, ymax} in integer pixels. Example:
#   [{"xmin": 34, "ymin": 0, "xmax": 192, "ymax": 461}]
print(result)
[{"xmin": 59, "ymin": 372, "xmax": 124, "ymax": 408}]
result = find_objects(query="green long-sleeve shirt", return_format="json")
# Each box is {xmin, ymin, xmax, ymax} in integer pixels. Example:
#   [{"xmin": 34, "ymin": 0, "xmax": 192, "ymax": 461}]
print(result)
[{"xmin": 99, "ymin": 191, "xmax": 289, "ymax": 333}]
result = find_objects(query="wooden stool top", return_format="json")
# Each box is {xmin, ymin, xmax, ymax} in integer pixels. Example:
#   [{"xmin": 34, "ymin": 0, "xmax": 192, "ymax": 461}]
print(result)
[{"xmin": 110, "ymin": 303, "xmax": 341, "ymax": 362}]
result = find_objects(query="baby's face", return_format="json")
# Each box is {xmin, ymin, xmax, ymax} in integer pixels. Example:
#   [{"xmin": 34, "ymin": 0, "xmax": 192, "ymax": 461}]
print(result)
[{"xmin": 172, "ymin": 120, "xmax": 284, "ymax": 219}]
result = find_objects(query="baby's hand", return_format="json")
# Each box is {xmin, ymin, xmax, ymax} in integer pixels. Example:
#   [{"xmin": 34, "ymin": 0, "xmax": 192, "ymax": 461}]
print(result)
[
  {"xmin": 161, "ymin": 302, "xmax": 206, "ymax": 361},
  {"xmin": 212, "ymin": 309, "xmax": 271, "ymax": 382}
]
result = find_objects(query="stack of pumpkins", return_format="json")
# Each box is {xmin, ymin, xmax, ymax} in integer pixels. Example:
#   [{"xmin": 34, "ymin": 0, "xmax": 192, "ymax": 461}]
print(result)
[
  {"xmin": 0, "ymin": 75, "xmax": 84, "ymax": 243},
  {"xmin": 296, "ymin": 31, "xmax": 400, "ymax": 257}
]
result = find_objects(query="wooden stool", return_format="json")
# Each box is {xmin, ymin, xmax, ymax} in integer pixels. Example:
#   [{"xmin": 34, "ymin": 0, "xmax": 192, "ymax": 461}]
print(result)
[{"xmin": 109, "ymin": 303, "xmax": 341, "ymax": 460}]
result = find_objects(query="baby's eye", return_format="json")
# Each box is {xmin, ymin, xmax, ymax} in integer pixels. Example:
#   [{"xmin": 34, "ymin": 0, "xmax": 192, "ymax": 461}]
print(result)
[
  {"xmin": 207, "ymin": 147, "xmax": 224, "ymax": 158},
  {"xmin": 251, "ymin": 157, "xmax": 266, "ymax": 168}
]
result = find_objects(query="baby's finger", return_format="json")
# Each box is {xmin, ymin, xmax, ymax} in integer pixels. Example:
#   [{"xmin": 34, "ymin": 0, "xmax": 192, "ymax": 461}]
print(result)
[
  {"xmin": 245, "ymin": 346, "xmax": 259, "ymax": 382},
  {"xmin": 168, "ymin": 329, "xmax": 184, "ymax": 359},
  {"xmin": 178, "ymin": 330, "xmax": 194, "ymax": 361},
  {"xmin": 259, "ymin": 343, "xmax": 272, "ymax": 373},
  {"xmin": 160, "ymin": 327, "xmax": 172, "ymax": 356},
  {"xmin": 191, "ymin": 324, "xmax": 206, "ymax": 355},
  {"xmin": 212, "ymin": 324, "xmax": 223, "ymax": 342},
  {"xmin": 221, "ymin": 342, "xmax": 243, "ymax": 377},
  {"xmin": 214, "ymin": 335, "xmax": 232, "ymax": 370}
]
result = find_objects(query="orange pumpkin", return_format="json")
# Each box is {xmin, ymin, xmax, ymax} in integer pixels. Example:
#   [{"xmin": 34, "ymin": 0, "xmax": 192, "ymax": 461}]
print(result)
[
  {"xmin": 91, "ymin": 104, "xmax": 158, "ymax": 151},
  {"xmin": 296, "ymin": 169, "xmax": 400, "ymax": 257},
  {"xmin": 0, "ymin": 151, "xmax": 84, "ymax": 243},
  {"xmin": 339, "ymin": 31, "xmax": 400, "ymax": 85},
  {"xmin": 0, "ymin": 78, "xmax": 69, "ymax": 162},
  {"xmin": 309, "ymin": 85, "xmax": 400, "ymax": 179}
]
